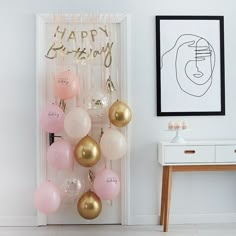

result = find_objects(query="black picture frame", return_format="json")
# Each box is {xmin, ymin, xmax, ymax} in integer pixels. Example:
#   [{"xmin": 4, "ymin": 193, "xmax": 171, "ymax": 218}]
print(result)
[{"xmin": 156, "ymin": 15, "xmax": 225, "ymax": 116}]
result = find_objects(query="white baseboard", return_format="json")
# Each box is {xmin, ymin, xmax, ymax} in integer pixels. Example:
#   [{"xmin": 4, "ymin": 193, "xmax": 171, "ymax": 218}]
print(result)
[
  {"xmin": 2, "ymin": 213, "xmax": 236, "ymax": 226},
  {"xmin": 0, "ymin": 216, "xmax": 37, "ymax": 226},
  {"xmin": 170, "ymin": 213, "xmax": 236, "ymax": 224},
  {"xmin": 128, "ymin": 213, "xmax": 236, "ymax": 225},
  {"xmin": 128, "ymin": 215, "xmax": 159, "ymax": 225}
]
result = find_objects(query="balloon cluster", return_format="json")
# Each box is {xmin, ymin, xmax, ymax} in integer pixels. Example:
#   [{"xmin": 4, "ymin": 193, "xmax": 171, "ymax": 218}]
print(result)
[{"xmin": 35, "ymin": 70, "xmax": 132, "ymax": 220}]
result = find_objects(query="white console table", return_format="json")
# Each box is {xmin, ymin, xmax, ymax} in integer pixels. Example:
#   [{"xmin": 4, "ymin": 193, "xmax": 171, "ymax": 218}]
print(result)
[{"xmin": 158, "ymin": 140, "xmax": 236, "ymax": 232}]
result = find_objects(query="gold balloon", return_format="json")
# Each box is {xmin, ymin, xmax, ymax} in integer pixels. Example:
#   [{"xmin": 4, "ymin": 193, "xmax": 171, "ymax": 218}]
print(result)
[
  {"xmin": 109, "ymin": 100, "xmax": 132, "ymax": 127},
  {"xmin": 74, "ymin": 136, "xmax": 101, "ymax": 167},
  {"xmin": 77, "ymin": 190, "xmax": 102, "ymax": 219}
]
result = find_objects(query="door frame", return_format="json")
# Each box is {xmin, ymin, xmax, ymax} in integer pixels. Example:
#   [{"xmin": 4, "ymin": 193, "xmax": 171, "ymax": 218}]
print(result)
[{"xmin": 36, "ymin": 14, "xmax": 131, "ymax": 225}]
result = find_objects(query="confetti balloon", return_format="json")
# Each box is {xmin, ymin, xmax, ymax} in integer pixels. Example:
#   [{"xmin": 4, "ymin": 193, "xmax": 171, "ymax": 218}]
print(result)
[
  {"xmin": 61, "ymin": 177, "xmax": 84, "ymax": 199},
  {"xmin": 84, "ymin": 89, "xmax": 109, "ymax": 117}
]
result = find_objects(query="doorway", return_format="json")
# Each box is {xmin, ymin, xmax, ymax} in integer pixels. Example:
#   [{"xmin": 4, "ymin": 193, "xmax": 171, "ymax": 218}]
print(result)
[{"xmin": 36, "ymin": 14, "xmax": 130, "ymax": 225}]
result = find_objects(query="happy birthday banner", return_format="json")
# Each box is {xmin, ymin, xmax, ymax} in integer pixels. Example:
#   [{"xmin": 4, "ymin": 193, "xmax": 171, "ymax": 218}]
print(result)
[{"xmin": 45, "ymin": 25, "xmax": 114, "ymax": 68}]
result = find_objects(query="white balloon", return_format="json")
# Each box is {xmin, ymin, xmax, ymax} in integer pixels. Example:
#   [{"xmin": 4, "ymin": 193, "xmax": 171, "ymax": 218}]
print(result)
[
  {"xmin": 100, "ymin": 128, "xmax": 127, "ymax": 160},
  {"xmin": 64, "ymin": 107, "xmax": 91, "ymax": 139}
]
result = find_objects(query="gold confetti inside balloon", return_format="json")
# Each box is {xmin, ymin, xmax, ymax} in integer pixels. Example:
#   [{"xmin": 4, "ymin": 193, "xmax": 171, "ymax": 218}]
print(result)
[
  {"xmin": 109, "ymin": 100, "xmax": 132, "ymax": 127},
  {"xmin": 74, "ymin": 135, "xmax": 101, "ymax": 167},
  {"xmin": 77, "ymin": 190, "xmax": 102, "ymax": 220}
]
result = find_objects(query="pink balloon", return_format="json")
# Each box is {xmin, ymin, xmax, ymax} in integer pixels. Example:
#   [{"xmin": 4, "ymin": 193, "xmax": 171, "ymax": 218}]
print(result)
[
  {"xmin": 54, "ymin": 70, "xmax": 79, "ymax": 100},
  {"xmin": 40, "ymin": 104, "xmax": 65, "ymax": 133},
  {"xmin": 34, "ymin": 181, "xmax": 61, "ymax": 214},
  {"xmin": 47, "ymin": 139, "xmax": 73, "ymax": 170},
  {"xmin": 93, "ymin": 168, "xmax": 120, "ymax": 200}
]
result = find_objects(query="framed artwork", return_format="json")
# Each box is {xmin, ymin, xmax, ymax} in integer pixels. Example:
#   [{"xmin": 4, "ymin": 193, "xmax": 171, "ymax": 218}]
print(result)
[{"xmin": 156, "ymin": 15, "xmax": 225, "ymax": 116}]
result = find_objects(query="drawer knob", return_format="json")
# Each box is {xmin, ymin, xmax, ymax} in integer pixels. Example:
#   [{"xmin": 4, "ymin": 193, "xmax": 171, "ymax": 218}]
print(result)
[{"xmin": 184, "ymin": 150, "xmax": 196, "ymax": 154}]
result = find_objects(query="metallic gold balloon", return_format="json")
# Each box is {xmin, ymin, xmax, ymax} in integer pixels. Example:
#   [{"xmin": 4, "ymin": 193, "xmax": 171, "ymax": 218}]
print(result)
[
  {"xmin": 77, "ymin": 190, "xmax": 102, "ymax": 219},
  {"xmin": 109, "ymin": 100, "xmax": 132, "ymax": 127},
  {"xmin": 74, "ymin": 136, "xmax": 101, "ymax": 167}
]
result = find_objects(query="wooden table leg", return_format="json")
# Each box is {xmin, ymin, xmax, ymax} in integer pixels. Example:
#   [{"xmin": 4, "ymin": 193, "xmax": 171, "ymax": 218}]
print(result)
[
  {"xmin": 163, "ymin": 166, "xmax": 173, "ymax": 232},
  {"xmin": 160, "ymin": 166, "xmax": 167, "ymax": 225}
]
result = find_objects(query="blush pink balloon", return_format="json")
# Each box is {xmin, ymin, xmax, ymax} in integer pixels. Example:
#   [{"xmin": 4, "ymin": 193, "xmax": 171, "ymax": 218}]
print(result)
[
  {"xmin": 54, "ymin": 70, "xmax": 79, "ymax": 100},
  {"xmin": 40, "ymin": 104, "xmax": 65, "ymax": 133},
  {"xmin": 34, "ymin": 181, "xmax": 61, "ymax": 214},
  {"xmin": 93, "ymin": 168, "xmax": 120, "ymax": 200},
  {"xmin": 47, "ymin": 139, "xmax": 73, "ymax": 170}
]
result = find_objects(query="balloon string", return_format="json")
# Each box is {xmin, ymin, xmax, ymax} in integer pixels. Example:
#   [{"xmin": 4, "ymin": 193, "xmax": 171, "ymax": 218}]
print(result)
[
  {"xmin": 71, "ymin": 158, "xmax": 75, "ymax": 171},
  {"xmin": 99, "ymin": 128, "xmax": 104, "ymax": 141},
  {"xmin": 88, "ymin": 169, "xmax": 95, "ymax": 186},
  {"xmin": 59, "ymin": 99, "xmax": 66, "ymax": 112},
  {"xmin": 104, "ymin": 158, "xmax": 107, "ymax": 168},
  {"xmin": 110, "ymin": 159, "xmax": 112, "ymax": 170}
]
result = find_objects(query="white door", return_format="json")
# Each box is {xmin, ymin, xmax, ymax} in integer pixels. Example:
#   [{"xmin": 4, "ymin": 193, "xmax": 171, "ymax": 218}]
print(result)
[{"xmin": 36, "ymin": 14, "xmax": 130, "ymax": 225}]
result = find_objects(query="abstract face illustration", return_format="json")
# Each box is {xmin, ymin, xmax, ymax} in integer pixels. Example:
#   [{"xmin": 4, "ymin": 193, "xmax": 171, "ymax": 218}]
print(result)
[{"xmin": 161, "ymin": 34, "xmax": 215, "ymax": 97}]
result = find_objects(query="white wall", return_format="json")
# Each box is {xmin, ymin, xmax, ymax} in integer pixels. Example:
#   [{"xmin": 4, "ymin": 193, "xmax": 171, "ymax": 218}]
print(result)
[{"xmin": 0, "ymin": 0, "xmax": 236, "ymax": 226}]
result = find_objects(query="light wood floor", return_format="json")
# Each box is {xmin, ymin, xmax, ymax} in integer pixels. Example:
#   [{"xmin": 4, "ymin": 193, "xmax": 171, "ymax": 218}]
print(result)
[{"xmin": 0, "ymin": 224, "xmax": 236, "ymax": 236}]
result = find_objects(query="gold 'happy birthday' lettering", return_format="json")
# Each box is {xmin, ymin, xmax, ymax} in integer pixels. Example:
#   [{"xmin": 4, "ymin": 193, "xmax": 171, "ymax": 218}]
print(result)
[{"xmin": 45, "ymin": 25, "xmax": 113, "ymax": 68}]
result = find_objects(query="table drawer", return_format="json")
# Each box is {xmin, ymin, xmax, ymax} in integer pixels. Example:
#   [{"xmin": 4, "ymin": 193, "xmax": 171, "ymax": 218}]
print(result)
[
  {"xmin": 164, "ymin": 145, "xmax": 215, "ymax": 163},
  {"xmin": 216, "ymin": 146, "xmax": 236, "ymax": 162}
]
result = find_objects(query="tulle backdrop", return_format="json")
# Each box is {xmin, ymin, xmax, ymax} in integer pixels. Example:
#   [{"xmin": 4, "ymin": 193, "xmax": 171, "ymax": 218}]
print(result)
[{"xmin": 36, "ymin": 14, "xmax": 130, "ymax": 224}]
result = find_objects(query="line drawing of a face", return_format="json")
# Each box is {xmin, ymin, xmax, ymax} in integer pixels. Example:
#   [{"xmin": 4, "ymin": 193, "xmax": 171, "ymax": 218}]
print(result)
[{"xmin": 161, "ymin": 34, "xmax": 216, "ymax": 97}]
